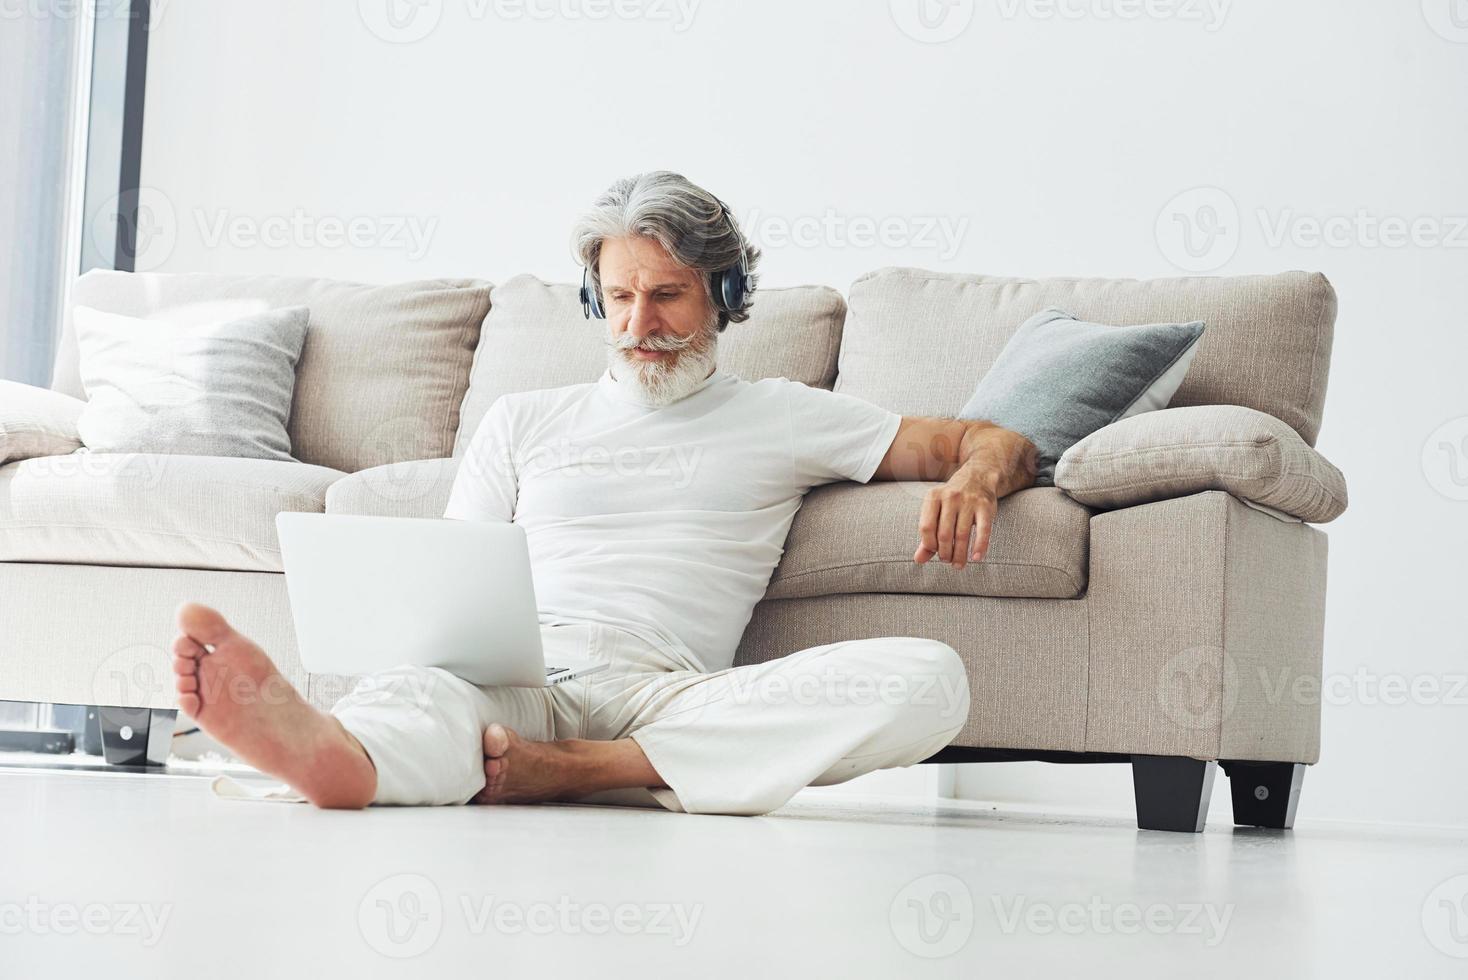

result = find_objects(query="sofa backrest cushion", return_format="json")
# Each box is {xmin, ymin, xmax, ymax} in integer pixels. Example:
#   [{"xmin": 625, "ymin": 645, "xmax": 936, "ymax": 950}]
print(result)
[
  {"xmin": 837, "ymin": 268, "xmax": 1336, "ymax": 446},
  {"xmin": 53, "ymin": 270, "xmax": 491, "ymax": 472},
  {"xmin": 453, "ymin": 274, "xmax": 845, "ymax": 452}
]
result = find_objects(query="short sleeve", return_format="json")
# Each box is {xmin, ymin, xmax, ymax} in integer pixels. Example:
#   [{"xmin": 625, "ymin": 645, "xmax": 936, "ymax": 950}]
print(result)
[
  {"xmin": 443, "ymin": 397, "xmax": 518, "ymax": 522},
  {"xmin": 785, "ymin": 381, "xmax": 902, "ymax": 487}
]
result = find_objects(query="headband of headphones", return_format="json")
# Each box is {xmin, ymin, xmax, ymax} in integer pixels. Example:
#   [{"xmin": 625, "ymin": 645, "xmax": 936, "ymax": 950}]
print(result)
[{"xmin": 579, "ymin": 203, "xmax": 752, "ymax": 322}]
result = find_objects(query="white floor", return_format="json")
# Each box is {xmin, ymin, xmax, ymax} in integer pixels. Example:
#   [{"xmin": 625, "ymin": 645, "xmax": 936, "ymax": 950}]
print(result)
[{"xmin": 4, "ymin": 767, "xmax": 1466, "ymax": 979}]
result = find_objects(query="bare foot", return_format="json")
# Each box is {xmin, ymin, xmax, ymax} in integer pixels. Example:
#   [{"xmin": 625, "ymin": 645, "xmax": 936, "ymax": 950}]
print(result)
[
  {"xmin": 471, "ymin": 724, "xmax": 580, "ymax": 804},
  {"xmin": 471, "ymin": 725, "xmax": 665, "ymax": 805},
  {"xmin": 172, "ymin": 602, "xmax": 376, "ymax": 809}
]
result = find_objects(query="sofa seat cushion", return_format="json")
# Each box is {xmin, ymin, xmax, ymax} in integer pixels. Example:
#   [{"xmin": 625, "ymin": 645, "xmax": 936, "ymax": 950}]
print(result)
[
  {"xmin": 0, "ymin": 453, "xmax": 344, "ymax": 572},
  {"xmin": 767, "ymin": 484, "xmax": 1090, "ymax": 601}
]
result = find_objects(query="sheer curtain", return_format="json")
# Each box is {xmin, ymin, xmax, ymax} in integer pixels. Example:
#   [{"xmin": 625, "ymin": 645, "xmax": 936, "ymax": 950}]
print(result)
[{"xmin": 0, "ymin": 15, "xmax": 85, "ymax": 386}]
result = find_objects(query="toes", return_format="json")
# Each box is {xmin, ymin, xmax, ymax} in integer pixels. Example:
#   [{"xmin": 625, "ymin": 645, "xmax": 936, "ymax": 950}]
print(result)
[
  {"xmin": 489, "ymin": 759, "xmax": 508, "ymax": 800},
  {"xmin": 175, "ymin": 672, "xmax": 198, "ymax": 694},
  {"xmin": 482, "ymin": 723, "xmax": 511, "ymax": 758},
  {"xmin": 172, "ymin": 634, "xmax": 206, "ymax": 660},
  {"xmin": 474, "ymin": 758, "xmax": 505, "ymax": 806},
  {"xmin": 178, "ymin": 692, "xmax": 201, "ymax": 719},
  {"xmin": 175, "ymin": 602, "xmax": 233, "ymax": 648}
]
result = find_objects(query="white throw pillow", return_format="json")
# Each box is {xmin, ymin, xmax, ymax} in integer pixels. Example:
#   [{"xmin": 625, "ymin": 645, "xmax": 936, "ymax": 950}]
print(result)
[{"xmin": 73, "ymin": 305, "xmax": 310, "ymax": 461}]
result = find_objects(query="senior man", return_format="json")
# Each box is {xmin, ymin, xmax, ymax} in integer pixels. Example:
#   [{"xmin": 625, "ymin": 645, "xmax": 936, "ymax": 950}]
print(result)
[{"xmin": 172, "ymin": 171, "xmax": 1036, "ymax": 815}]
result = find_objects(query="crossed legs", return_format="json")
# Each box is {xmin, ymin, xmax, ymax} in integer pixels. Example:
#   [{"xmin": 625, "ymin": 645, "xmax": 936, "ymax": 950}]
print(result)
[{"xmin": 172, "ymin": 602, "xmax": 970, "ymax": 815}]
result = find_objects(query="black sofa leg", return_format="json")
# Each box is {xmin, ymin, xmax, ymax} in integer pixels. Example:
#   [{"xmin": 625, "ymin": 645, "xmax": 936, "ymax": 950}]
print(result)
[
  {"xmin": 96, "ymin": 707, "xmax": 176, "ymax": 767},
  {"xmin": 1220, "ymin": 761, "xmax": 1305, "ymax": 829},
  {"xmin": 1131, "ymin": 755, "xmax": 1217, "ymax": 832}
]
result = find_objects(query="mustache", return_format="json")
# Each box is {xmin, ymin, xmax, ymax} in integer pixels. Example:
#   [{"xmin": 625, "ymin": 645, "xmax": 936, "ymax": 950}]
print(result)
[{"xmin": 607, "ymin": 330, "xmax": 702, "ymax": 354}]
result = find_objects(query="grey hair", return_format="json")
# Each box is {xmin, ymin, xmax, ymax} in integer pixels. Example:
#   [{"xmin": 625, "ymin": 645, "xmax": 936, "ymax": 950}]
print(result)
[{"xmin": 572, "ymin": 171, "xmax": 761, "ymax": 332}]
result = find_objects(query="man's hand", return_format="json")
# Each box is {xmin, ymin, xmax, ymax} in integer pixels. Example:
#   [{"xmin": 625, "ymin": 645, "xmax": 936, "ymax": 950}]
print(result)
[
  {"xmin": 872, "ymin": 417, "xmax": 1038, "ymax": 569},
  {"xmin": 915, "ymin": 461, "xmax": 1002, "ymax": 569}
]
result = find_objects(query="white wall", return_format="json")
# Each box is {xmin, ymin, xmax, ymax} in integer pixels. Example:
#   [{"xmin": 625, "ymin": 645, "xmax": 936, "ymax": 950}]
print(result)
[{"xmin": 137, "ymin": 0, "xmax": 1468, "ymax": 828}]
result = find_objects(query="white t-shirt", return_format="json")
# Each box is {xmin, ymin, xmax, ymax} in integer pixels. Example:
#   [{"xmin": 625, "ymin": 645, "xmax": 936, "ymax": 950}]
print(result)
[{"xmin": 443, "ymin": 367, "xmax": 902, "ymax": 672}]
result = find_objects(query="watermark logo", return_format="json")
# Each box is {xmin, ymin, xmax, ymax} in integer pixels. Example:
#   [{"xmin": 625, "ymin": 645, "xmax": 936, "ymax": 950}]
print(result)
[
  {"xmin": 1422, "ymin": 416, "xmax": 1468, "ymax": 501},
  {"xmin": 1157, "ymin": 645, "xmax": 1238, "ymax": 731},
  {"xmin": 1155, "ymin": 186, "xmax": 1239, "ymax": 273},
  {"xmin": 889, "ymin": 0, "xmax": 975, "ymax": 44},
  {"xmin": 1422, "ymin": 0, "xmax": 1468, "ymax": 43},
  {"xmin": 890, "ymin": 873, "xmax": 974, "ymax": 958},
  {"xmin": 93, "ymin": 186, "xmax": 177, "ymax": 272},
  {"xmin": 359, "ymin": 874, "xmax": 443, "ymax": 958},
  {"xmin": 352, "ymin": 418, "xmax": 455, "ymax": 504},
  {"xmin": 1422, "ymin": 874, "xmax": 1468, "ymax": 958},
  {"xmin": 358, "ymin": 0, "xmax": 443, "ymax": 42},
  {"xmin": 91, "ymin": 644, "xmax": 172, "ymax": 707}
]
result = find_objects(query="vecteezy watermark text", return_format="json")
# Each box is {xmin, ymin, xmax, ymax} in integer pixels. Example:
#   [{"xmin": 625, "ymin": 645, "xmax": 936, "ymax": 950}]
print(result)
[
  {"xmin": 1156, "ymin": 185, "xmax": 1468, "ymax": 272},
  {"xmin": 358, "ymin": 874, "xmax": 702, "ymax": 958},
  {"xmin": 195, "ymin": 209, "xmax": 437, "ymax": 261},
  {"xmin": 995, "ymin": 0, "xmax": 1232, "ymax": 31},
  {"xmin": 743, "ymin": 208, "xmax": 970, "ymax": 261},
  {"xmin": 0, "ymin": 899, "xmax": 171, "ymax": 946},
  {"xmin": 991, "ymin": 896, "xmax": 1234, "ymax": 945},
  {"xmin": 357, "ymin": 0, "xmax": 700, "ymax": 44}
]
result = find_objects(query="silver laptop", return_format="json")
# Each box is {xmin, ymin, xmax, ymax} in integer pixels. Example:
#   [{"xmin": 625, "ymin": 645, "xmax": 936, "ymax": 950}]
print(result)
[{"xmin": 275, "ymin": 513, "xmax": 605, "ymax": 687}]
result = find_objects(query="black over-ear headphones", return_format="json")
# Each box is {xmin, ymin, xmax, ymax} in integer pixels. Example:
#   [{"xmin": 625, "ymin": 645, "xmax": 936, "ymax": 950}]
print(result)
[{"xmin": 579, "ymin": 204, "xmax": 752, "ymax": 322}]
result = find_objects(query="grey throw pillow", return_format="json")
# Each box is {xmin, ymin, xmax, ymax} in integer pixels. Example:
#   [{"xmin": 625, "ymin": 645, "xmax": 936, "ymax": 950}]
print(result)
[
  {"xmin": 73, "ymin": 305, "xmax": 310, "ymax": 461},
  {"xmin": 960, "ymin": 308, "xmax": 1206, "ymax": 484}
]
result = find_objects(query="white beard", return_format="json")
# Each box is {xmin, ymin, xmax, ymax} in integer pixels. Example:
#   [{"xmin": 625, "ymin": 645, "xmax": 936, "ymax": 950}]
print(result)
[{"xmin": 606, "ymin": 322, "xmax": 719, "ymax": 407}]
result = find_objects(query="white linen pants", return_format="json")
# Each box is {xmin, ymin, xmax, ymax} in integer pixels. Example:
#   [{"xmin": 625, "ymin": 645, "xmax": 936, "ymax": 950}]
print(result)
[{"xmin": 332, "ymin": 622, "xmax": 970, "ymax": 815}]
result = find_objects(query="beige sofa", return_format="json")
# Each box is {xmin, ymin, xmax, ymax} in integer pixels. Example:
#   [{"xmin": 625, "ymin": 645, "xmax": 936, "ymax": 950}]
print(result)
[{"xmin": 0, "ymin": 266, "xmax": 1347, "ymax": 831}]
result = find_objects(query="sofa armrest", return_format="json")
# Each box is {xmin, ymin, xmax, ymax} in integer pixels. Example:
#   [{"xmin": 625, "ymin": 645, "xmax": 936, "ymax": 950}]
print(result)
[
  {"xmin": 1084, "ymin": 490, "xmax": 1328, "ymax": 763},
  {"xmin": 1054, "ymin": 405, "xmax": 1348, "ymax": 524},
  {"xmin": 324, "ymin": 457, "xmax": 461, "ymax": 519},
  {"xmin": 0, "ymin": 380, "xmax": 85, "ymax": 465}
]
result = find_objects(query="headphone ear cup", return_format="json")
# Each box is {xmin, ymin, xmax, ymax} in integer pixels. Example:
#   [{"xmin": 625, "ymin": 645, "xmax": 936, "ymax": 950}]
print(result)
[
  {"xmin": 580, "ymin": 269, "xmax": 603, "ymax": 320},
  {"xmin": 717, "ymin": 260, "xmax": 749, "ymax": 313},
  {"xmin": 717, "ymin": 269, "xmax": 738, "ymax": 312}
]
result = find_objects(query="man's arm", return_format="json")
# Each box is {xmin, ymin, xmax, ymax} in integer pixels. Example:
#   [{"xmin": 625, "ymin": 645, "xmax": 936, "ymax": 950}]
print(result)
[
  {"xmin": 443, "ymin": 399, "xmax": 518, "ymax": 523},
  {"xmin": 871, "ymin": 417, "xmax": 1037, "ymax": 570}
]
